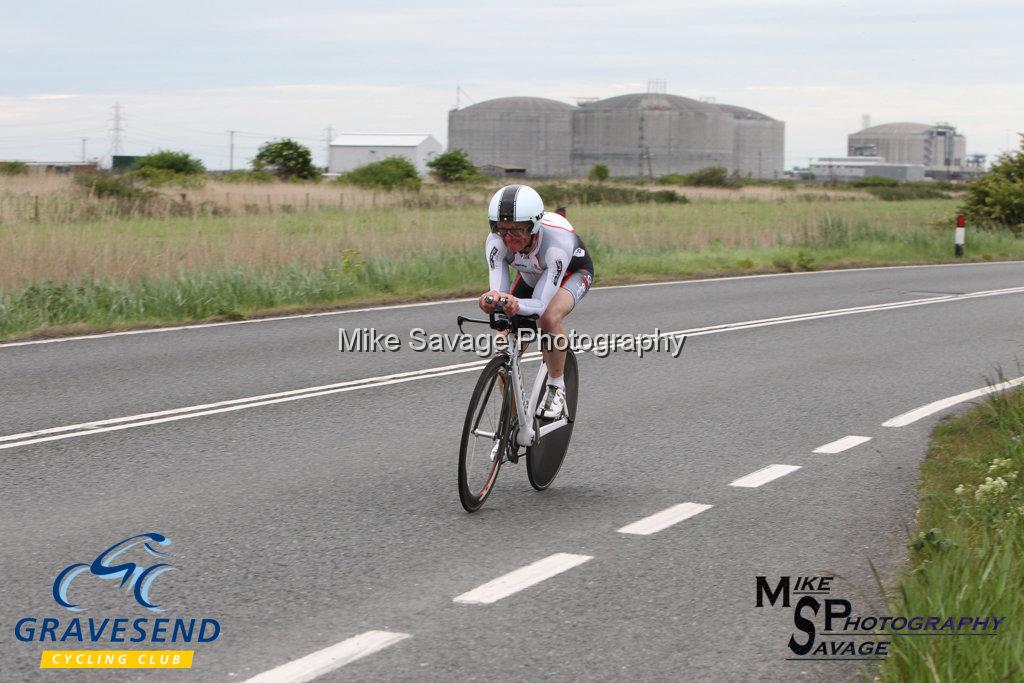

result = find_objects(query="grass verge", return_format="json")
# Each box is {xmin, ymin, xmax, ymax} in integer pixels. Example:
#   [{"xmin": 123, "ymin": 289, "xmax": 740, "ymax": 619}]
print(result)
[
  {"xmin": 2, "ymin": 229, "xmax": 1022, "ymax": 341},
  {"xmin": 877, "ymin": 384, "xmax": 1024, "ymax": 681}
]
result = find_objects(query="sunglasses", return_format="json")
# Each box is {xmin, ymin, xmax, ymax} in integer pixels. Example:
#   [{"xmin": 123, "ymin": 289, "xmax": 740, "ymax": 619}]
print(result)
[{"xmin": 496, "ymin": 227, "xmax": 531, "ymax": 236}]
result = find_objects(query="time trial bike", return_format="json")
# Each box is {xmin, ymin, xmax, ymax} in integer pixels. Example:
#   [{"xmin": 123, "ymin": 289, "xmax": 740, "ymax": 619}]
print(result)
[{"xmin": 456, "ymin": 297, "xmax": 579, "ymax": 512}]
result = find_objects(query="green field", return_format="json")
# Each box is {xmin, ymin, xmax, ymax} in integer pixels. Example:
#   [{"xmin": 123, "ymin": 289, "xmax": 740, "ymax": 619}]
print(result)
[{"xmin": 1, "ymin": 177, "xmax": 1022, "ymax": 341}]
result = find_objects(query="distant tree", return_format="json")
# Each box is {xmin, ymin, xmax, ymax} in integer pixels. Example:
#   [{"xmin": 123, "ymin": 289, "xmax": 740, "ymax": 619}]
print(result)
[
  {"xmin": 253, "ymin": 139, "xmax": 320, "ymax": 181},
  {"xmin": 588, "ymin": 164, "xmax": 610, "ymax": 182},
  {"xmin": 336, "ymin": 157, "xmax": 421, "ymax": 190},
  {"xmin": 427, "ymin": 149, "xmax": 480, "ymax": 182},
  {"xmin": 136, "ymin": 150, "xmax": 205, "ymax": 175},
  {"xmin": 961, "ymin": 135, "xmax": 1024, "ymax": 233}
]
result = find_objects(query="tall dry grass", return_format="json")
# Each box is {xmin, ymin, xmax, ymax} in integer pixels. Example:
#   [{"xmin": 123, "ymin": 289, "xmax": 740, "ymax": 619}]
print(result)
[
  {"xmin": 0, "ymin": 175, "xmax": 496, "ymax": 224},
  {"xmin": 0, "ymin": 197, "xmax": 959, "ymax": 290}
]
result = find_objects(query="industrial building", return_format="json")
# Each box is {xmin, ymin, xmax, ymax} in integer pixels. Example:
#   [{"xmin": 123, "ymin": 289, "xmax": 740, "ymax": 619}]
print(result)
[
  {"xmin": 809, "ymin": 157, "xmax": 926, "ymax": 182},
  {"xmin": 847, "ymin": 122, "xmax": 968, "ymax": 178},
  {"xmin": 328, "ymin": 134, "xmax": 442, "ymax": 174},
  {"xmin": 447, "ymin": 92, "xmax": 784, "ymax": 179},
  {"xmin": 717, "ymin": 104, "xmax": 785, "ymax": 180},
  {"xmin": 448, "ymin": 97, "xmax": 575, "ymax": 177}
]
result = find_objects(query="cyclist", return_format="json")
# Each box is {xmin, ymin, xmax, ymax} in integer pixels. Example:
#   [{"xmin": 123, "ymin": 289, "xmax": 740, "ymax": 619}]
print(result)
[{"xmin": 479, "ymin": 184, "xmax": 594, "ymax": 419}]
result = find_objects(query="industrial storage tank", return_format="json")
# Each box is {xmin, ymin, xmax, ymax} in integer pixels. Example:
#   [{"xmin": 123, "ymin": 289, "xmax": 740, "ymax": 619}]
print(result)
[
  {"xmin": 716, "ymin": 104, "xmax": 784, "ymax": 179},
  {"xmin": 447, "ymin": 97, "xmax": 576, "ymax": 177},
  {"xmin": 571, "ymin": 93, "xmax": 734, "ymax": 178},
  {"xmin": 848, "ymin": 122, "xmax": 966, "ymax": 171}
]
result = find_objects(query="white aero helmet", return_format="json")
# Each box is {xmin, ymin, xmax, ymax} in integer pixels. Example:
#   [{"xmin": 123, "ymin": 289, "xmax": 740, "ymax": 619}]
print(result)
[{"xmin": 488, "ymin": 184, "xmax": 545, "ymax": 234}]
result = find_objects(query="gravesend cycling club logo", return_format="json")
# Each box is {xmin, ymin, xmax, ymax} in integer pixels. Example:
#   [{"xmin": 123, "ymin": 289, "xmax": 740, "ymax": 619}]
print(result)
[
  {"xmin": 756, "ymin": 574, "xmax": 1006, "ymax": 661},
  {"xmin": 13, "ymin": 532, "xmax": 222, "ymax": 670},
  {"xmin": 53, "ymin": 532, "xmax": 175, "ymax": 612}
]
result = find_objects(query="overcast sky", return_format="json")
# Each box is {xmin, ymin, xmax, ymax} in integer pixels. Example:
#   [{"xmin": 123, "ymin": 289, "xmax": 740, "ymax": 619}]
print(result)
[{"xmin": 1, "ymin": 0, "xmax": 1020, "ymax": 170}]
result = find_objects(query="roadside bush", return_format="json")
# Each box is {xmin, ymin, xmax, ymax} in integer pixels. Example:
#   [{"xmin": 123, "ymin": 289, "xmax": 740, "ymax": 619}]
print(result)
[
  {"xmin": 866, "ymin": 184, "xmax": 949, "ymax": 201},
  {"xmin": 134, "ymin": 167, "xmax": 206, "ymax": 188},
  {"xmin": 74, "ymin": 173, "xmax": 161, "ymax": 215},
  {"xmin": 960, "ymin": 137, "xmax": 1024, "ymax": 233},
  {"xmin": 336, "ymin": 157, "xmax": 421, "ymax": 190},
  {"xmin": 426, "ymin": 150, "xmax": 480, "ymax": 183},
  {"xmin": 75, "ymin": 173, "xmax": 156, "ymax": 202},
  {"xmin": 135, "ymin": 150, "xmax": 205, "ymax": 175},
  {"xmin": 657, "ymin": 166, "xmax": 742, "ymax": 188},
  {"xmin": 532, "ymin": 183, "xmax": 685, "ymax": 205},
  {"xmin": 588, "ymin": 164, "xmax": 610, "ymax": 182},
  {"xmin": 0, "ymin": 161, "xmax": 30, "ymax": 176},
  {"xmin": 852, "ymin": 175, "xmax": 899, "ymax": 187},
  {"xmin": 687, "ymin": 166, "xmax": 742, "ymax": 188},
  {"xmin": 253, "ymin": 139, "xmax": 321, "ymax": 181}
]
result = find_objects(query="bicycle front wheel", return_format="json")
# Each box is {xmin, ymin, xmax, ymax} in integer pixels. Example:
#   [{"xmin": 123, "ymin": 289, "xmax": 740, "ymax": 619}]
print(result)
[{"xmin": 458, "ymin": 356, "xmax": 511, "ymax": 512}]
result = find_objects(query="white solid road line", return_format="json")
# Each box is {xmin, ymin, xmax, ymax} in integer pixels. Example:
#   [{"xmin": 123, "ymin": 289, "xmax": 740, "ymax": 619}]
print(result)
[
  {"xmin": 453, "ymin": 553, "xmax": 593, "ymax": 605},
  {"xmin": 883, "ymin": 375, "xmax": 1024, "ymax": 427},
  {"xmin": 585, "ymin": 285, "xmax": 1024, "ymax": 357},
  {"xmin": 617, "ymin": 502, "xmax": 714, "ymax": 535},
  {"xmin": 2, "ymin": 262, "xmax": 1019, "ymax": 349},
  {"xmin": 4, "ymin": 287, "xmax": 1023, "ymax": 451},
  {"xmin": 242, "ymin": 630, "xmax": 410, "ymax": 683},
  {"xmin": 730, "ymin": 464, "xmax": 802, "ymax": 488},
  {"xmin": 0, "ymin": 356, "xmax": 540, "ymax": 447},
  {"xmin": 813, "ymin": 435, "xmax": 873, "ymax": 454},
  {"xmin": 0, "ymin": 358, "xmax": 533, "ymax": 451},
  {"xmin": 0, "ymin": 298, "xmax": 478, "ymax": 349}
]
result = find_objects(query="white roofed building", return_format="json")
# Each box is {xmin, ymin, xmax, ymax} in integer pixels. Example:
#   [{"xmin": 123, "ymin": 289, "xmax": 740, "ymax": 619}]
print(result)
[{"xmin": 328, "ymin": 134, "xmax": 442, "ymax": 174}]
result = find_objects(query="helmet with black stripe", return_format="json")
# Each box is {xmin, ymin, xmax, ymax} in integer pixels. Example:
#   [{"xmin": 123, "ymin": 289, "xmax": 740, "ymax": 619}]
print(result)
[{"xmin": 487, "ymin": 184, "xmax": 545, "ymax": 235}]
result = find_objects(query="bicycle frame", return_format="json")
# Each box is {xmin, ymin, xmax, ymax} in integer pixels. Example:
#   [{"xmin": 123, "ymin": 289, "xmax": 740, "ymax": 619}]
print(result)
[
  {"xmin": 457, "ymin": 304, "xmax": 572, "ymax": 454},
  {"xmin": 503, "ymin": 329, "xmax": 571, "ymax": 448}
]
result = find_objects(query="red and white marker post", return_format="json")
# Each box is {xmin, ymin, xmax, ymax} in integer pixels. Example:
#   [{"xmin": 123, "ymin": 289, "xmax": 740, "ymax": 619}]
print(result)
[{"xmin": 955, "ymin": 214, "xmax": 966, "ymax": 257}]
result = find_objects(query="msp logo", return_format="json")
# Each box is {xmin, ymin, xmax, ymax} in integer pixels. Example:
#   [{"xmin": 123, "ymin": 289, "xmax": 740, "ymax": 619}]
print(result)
[
  {"xmin": 756, "ymin": 574, "xmax": 1007, "ymax": 661},
  {"xmin": 13, "ymin": 532, "xmax": 221, "ymax": 670},
  {"xmin": 53, "ymin": 533, "xmax": 175, "ymax": 612}
]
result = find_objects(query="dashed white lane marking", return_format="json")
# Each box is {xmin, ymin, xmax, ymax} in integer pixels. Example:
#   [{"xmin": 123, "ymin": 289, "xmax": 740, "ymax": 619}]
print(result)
[
  {"xmin": 883, "ymin": 375, "xmax": 1024, "ymax": 427},
  {"xmin": 730, "ymin": 464, "xmax": 802, "ymax": 488},
  {"xmin": 617, "ymin": 502, "xmax": 714, "ymax": 535},
  {"xmin": 5, "ymin": 287, "xmax": 1024, "ymax": 451},
  {"xmin": 242, "ymin": 630, "xmax": 410, "ymax": 683},
  {"xmin": 5, "ymin": 262, "xmax": 1017, "ymax": 349},
  {"xmin": 813, "ymin": 435, "xmax": 872, "ymax": 454},
  {"xmin": 454, "ymin": 553, "xmax": 593, "ymax": 605}
]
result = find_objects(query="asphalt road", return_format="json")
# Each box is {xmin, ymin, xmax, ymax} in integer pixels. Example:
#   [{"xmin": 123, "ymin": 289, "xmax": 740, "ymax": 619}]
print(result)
[{"xmin": 1, "ymin": 262, "xmax": 1022, "ymax": 682}]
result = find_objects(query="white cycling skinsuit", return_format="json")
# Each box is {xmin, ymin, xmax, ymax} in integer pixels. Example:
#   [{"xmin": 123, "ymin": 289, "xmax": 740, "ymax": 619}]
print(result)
[{"xmin": 484, "ymin": 211, "xmax": 594, "ymax": 316}]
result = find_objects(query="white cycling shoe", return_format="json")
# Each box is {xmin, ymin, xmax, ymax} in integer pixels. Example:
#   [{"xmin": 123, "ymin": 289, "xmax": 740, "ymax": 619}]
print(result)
[
  {"xmin": 489, "ymin": 441, "xmax": 501, "ymax": 463},
  {"xmin": 537, "ymin": 386, "xmax": 566, "ymax": 420}
]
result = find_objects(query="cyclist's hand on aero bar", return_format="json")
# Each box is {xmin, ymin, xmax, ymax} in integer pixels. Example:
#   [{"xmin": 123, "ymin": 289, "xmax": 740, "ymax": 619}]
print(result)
[
  {"xmin": 479, "ymin": 290, "xmax": 502, "ymax": 313},
  {"xmin": 501, "ymin": 294, "xmax": 520, "ymax": 316}
]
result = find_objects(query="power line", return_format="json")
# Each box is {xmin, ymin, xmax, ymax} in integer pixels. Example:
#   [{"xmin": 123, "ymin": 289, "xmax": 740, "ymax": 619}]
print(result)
[{"xmin": 109, "ymin": 102, "xmax": 124, "ymax": 157}]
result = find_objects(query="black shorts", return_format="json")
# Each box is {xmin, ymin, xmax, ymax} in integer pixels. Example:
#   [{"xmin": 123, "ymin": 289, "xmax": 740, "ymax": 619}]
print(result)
[{"xmin": 511, "ymin": 268, "xmax": 594, "ymax": 308}]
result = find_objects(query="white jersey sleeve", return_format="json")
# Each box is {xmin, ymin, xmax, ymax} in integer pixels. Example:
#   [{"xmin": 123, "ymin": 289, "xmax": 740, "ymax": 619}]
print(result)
[
  {"xmin": 515, "ymin": 245, "xmax": 570, "ymax": 316},
  {"xmin": 485, "ymin": 232, "xmax": 510, "ymax": 292}
]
